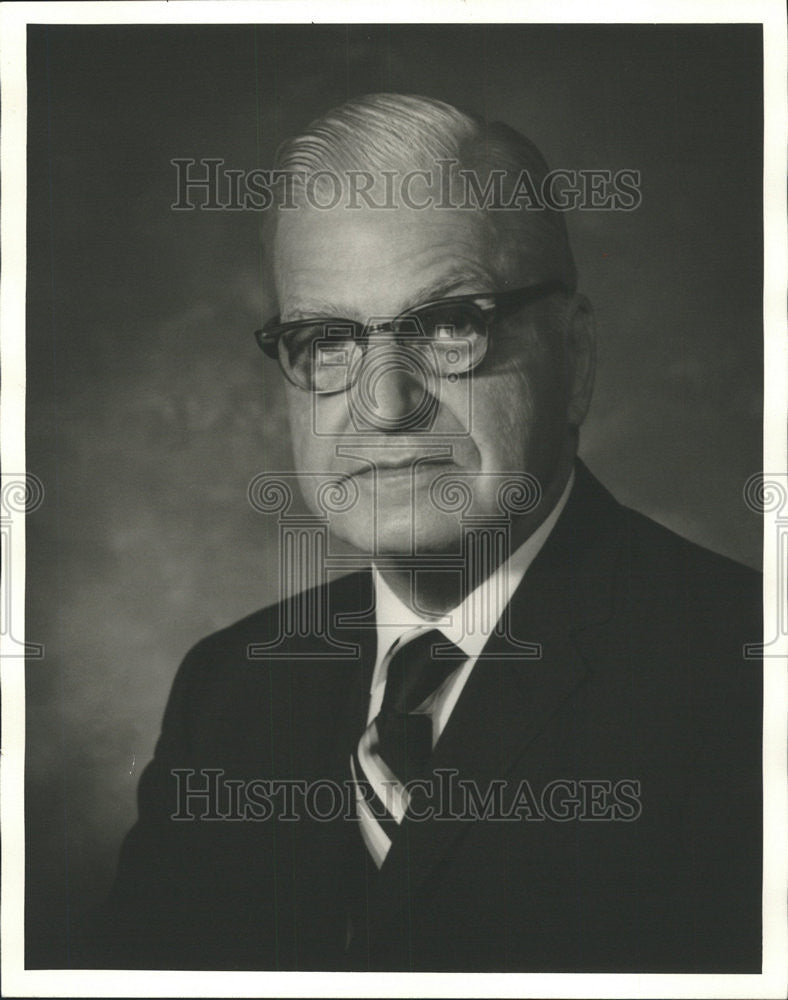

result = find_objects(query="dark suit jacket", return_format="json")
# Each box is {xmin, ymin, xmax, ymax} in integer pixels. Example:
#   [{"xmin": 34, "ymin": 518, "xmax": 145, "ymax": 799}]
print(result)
[{"xmin": 84, "ymin": 462, "xmax": 762, "ymax": 971}]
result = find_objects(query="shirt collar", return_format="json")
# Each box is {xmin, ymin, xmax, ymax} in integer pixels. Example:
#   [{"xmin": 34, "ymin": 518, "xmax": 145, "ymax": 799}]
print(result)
[{"xmin": 372, "ymin": 468, "xmax": 575, "ymax": 666}]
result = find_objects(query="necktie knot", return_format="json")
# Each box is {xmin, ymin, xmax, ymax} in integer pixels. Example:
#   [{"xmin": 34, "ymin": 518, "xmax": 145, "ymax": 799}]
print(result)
[{"xmin": 380, "ymin": 627, "xmax": 467, "ymax": 717}]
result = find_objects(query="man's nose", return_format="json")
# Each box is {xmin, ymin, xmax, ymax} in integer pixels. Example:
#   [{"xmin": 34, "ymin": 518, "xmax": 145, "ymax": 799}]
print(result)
[{"xmin": 348, "ymin": 333, "xmax": 439, "ymax": 432}]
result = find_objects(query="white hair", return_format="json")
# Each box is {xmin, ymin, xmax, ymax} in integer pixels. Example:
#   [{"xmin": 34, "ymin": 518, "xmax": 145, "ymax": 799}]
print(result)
[{"xmin": 272, "ymin": 92, "xmax": 577, "ymax": 292}]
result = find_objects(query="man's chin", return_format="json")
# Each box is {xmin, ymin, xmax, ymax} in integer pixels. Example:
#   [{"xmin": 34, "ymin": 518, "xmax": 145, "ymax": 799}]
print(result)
[{"xmin": 329, "ymin": 512, "xmax": 464, "ymax": 559}]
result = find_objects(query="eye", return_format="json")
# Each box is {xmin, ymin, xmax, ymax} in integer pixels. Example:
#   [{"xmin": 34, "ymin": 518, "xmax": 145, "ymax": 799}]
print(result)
[
  {"xmin": 421, "ymin": 304, "xmax": 480, "ymax": 340},
  {"xmin": 285, "ymin": 322, "xmax": 325, "ymax": 349},
  {"xmin": 281, "ymin": 321, "xmax": 363, "ymax": 393},
  {"xmin": 410, "ymin": 302, "xmax": 488, "ymax": 377},
  {"xmin": 284, "ymin": 321, "xmax": 355, "ymax": 358}
]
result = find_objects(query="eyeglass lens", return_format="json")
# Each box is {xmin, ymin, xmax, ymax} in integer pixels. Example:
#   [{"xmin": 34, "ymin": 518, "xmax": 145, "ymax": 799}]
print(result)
[{"xmin": 281, "ymin": 302, "xmax": 489, "ymax": 392}]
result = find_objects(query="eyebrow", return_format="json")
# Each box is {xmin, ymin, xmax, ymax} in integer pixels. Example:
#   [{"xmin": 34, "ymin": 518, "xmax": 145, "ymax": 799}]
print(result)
[
  {"xmin": 405, "ymin": 271, "xmax": 497, "ymax": 306},
  {"xmin": 284, "ymin": 270, "xmax": 498, "ymax": 322}
]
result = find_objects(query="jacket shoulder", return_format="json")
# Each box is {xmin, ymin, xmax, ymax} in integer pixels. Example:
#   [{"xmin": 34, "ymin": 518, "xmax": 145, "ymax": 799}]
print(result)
[
  {"xmin": 607, "ymin": 502, "xmax": 762, "ymax": 695},
  {"xmin": 172, "ymin": 569, "xmax": 373, "ymax": 681},
  {"xmin": 569, "ymin": 461, "xmax": 760, "ymax": 625},
  {"xmin": 621, "ymin": 503, "xmax": 760, "ymax": 602}
]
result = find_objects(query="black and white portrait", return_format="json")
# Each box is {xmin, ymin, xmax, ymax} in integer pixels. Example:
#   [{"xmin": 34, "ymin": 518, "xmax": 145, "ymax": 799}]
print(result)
[{"xmin": 4, "ymin": 4, "xmax": 786, "ymax": 997}]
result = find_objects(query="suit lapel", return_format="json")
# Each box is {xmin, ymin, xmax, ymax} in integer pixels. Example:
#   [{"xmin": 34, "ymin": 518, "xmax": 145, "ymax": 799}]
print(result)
[
  {"xmin": 364, "ymin": 461, "xmax": 626, "ymax": 933},
  {"xmin": 325, "ymin": 569, "xmax": 378, "ymax": 759}
]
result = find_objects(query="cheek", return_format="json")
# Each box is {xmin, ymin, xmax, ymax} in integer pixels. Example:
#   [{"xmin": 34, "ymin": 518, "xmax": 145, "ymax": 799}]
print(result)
[
  {"xmin": 285, "ymin": 387, "xmax": 323, "ymax": 470},
  {"xmin": 470, "ymin": 371, "xmax": 536, "ymax": 471},
  {"xmin": 470, "ymin": 351, "xmax": 567, "ymax": 479}
]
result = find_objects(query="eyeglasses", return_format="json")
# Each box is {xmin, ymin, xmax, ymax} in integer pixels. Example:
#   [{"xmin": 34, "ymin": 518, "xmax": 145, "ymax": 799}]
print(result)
[{"xmin": 254, "ymin": 281, "xmax": 566, "ymax": 394}]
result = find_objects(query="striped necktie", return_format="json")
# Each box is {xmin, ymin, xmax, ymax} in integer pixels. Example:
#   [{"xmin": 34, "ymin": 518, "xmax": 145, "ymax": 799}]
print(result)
[{"xmin": 350, "ymin": 627, "xmax": 467, "ymax": 869}]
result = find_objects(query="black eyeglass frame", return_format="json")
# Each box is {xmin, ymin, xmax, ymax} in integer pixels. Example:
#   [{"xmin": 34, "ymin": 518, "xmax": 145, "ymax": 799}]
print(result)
[{"xmin": 254, "ymin": 280, "xmax": 567, "ymax": 393}]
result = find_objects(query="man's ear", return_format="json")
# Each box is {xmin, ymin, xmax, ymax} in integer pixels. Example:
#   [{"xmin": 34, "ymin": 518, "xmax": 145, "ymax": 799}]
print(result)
[{"xmin": 564, "ymin": 293, "xmax": 596, "ymax": 427}]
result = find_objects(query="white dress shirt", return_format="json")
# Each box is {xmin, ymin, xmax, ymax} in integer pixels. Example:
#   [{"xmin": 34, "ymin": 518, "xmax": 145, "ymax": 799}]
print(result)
[{"xmin": 367, "ymin": 469, "xmax": 575, "ymax": 745}]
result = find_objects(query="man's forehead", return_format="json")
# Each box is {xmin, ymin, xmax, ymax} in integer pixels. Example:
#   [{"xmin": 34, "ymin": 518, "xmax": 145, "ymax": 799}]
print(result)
[{"xmin": 272, "ymin": 203, "xmax": 499, "ymax": 319}]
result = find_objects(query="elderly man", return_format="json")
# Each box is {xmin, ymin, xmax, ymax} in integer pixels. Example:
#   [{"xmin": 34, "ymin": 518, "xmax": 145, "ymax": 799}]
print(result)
[{"xmin": 91, "ymin": 94, "xmax": 761, "ymax": 972}]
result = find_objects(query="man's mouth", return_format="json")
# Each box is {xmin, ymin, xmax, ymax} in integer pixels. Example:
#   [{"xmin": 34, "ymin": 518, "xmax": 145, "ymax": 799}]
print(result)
[{"xmin": 343, "ymin": 455, "xmax": 458, "ymax": 479}]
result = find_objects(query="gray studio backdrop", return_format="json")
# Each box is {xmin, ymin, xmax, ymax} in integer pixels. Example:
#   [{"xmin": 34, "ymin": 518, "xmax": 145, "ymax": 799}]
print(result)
[{"xmin": 25, "ymin": 24, "xmax": 762, "ymax": 966}]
